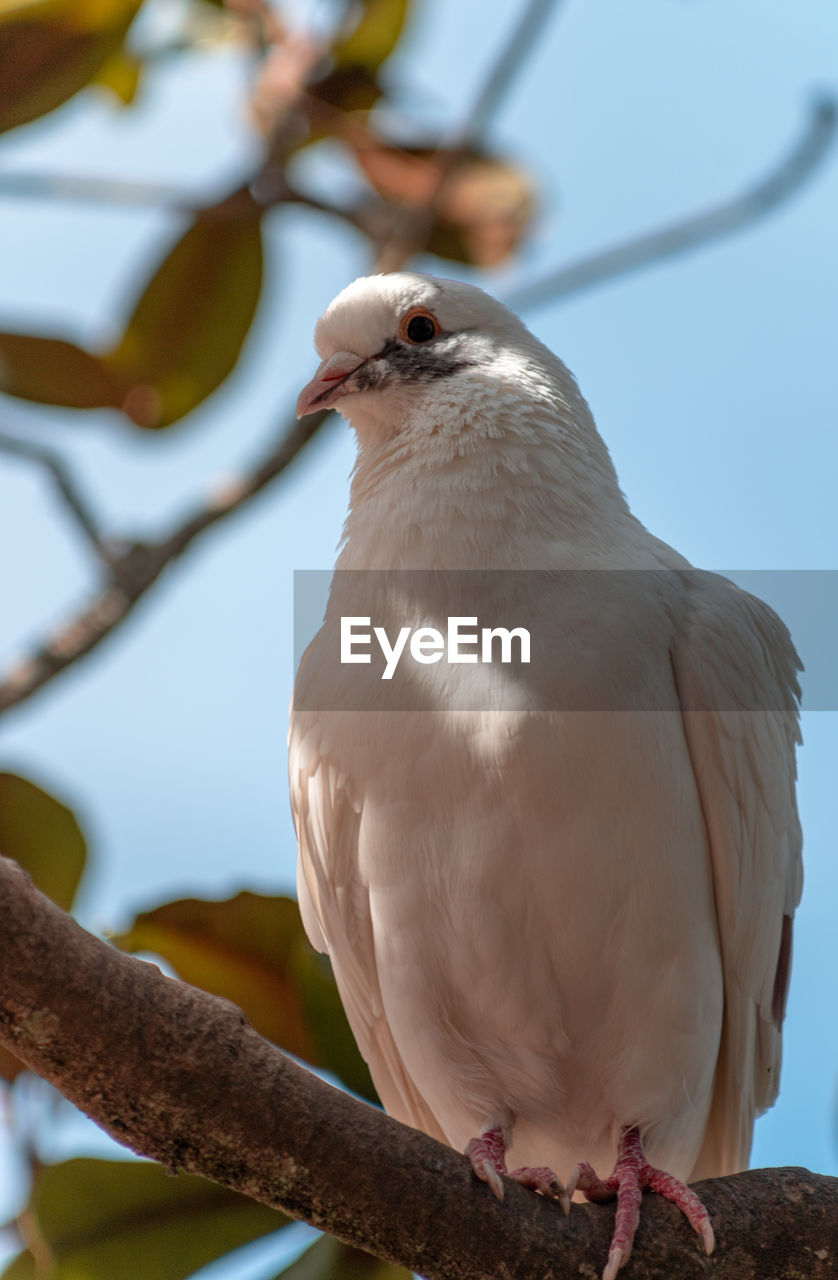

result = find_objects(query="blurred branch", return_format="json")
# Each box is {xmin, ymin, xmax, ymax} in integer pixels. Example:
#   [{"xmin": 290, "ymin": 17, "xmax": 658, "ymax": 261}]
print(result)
[
  {"xmin": 0, "ymin": 171, "xmax": 195, "ymax": 209},
  {"xmin": 0, "ymin": 170, "xmax": 363, "ymax": 234},
  {"xmin": 373, "ymin": 0, "xmax": 563, "ymax": 269},
  {"xmin": 0, "ymin": 433, "xmax": 111, "ymax": 567},
  {"xmin": 0, "ymin": 409, "xmax": 329, "ymax": 715},
  {"xmin": 0, "ymin": 66, "xmax": 833, "ymax": 715},
  {"xmin": 506, "ymin": 96, "xmax": 838, "ymax": 313},
  {"xmin": 461, "ymin": 0, "xmax": 565, "ymax": 142},
  {"xmin": 0, "ymin": 3, "xmax": 564, "ymax": 714},
  {"xmin": 1, "ymin": 855, "xmax": 837, "ymax": 1280}
]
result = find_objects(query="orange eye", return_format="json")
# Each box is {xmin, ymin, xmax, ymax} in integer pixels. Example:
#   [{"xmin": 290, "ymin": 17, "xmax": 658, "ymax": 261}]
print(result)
[{"xmin": 399, "ymin": 307, "xmax": 440, "ymax": 344}]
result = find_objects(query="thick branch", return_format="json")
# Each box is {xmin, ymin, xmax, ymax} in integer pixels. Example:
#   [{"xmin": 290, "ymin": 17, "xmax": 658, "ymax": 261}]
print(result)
[
  {"xmin": 506, "ymin": 96, "xmax": 838, "ymax": 312},
  {"xmin": 0, "ymin": 856, "xmax": 836, "ymax": 1280}
]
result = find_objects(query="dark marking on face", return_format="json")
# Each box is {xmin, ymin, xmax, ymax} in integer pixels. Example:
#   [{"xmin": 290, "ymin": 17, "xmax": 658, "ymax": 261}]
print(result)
[{"xmin": 356, "ymin": 336, "xmax": 476, "ymax": 393}]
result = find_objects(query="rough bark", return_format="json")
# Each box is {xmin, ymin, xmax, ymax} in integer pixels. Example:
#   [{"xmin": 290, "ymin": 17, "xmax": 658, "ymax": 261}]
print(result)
[{"xmin": 0, "ymin": 855, "xmax": 835, "ymax": 1280}]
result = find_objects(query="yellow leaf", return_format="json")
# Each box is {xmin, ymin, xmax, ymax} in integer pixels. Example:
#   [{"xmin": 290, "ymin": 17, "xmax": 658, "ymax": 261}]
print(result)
[
  {"xmin": 1, "ymin": 1159, "xmax": 288, "ymax": 1280},
  {"xmin": 0, "ymin": 332, "xmax": 122, "ymax": 409},
  {"xmin": 0, "ymin": 0, "xmax": 142, "ymax": 133},
  {"xmin": 0, "ymin": 771, "xmax": 87, "ymax": 912},
  {"xmin": 113, "ymin": 892, "xmax": 378, "ymax": 1101},
  {"xmin": 92, "ymin": 43, "xmax": 141, "ymax": 105},
  {"xmin": 104, "ymin": 189, "xmax": 264, "ymax": 429},
  {"xmin": 333, "ymin": 0, "xmax": 410, "ymax": 72},
  {"xmin": 277, "ymin": 1235, "xmax": 413, "ymax": 1280}
]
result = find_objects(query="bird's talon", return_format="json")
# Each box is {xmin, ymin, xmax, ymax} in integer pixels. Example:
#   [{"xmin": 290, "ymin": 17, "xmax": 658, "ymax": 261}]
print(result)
[
  {"xmin": 701, "ymin": 1220, "xmax": 715, "ymax": 1255},
  {"xmin": 602, "ymin": 1247, "xmax": 624, "ymax": 1280},
  {"xmin": 473, "ymin": 1158, "xmax": 505, "ymax": 1200}
]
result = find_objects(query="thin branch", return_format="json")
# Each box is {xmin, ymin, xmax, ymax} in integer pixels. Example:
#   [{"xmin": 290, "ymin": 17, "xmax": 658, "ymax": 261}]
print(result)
[
  {"xmin": 0, "ymin": 171, "xmax": 196, "ymax": 210},
  {"xmin": 0, "ymin": 95, "xmax": 833, "ymax": 715},
  {"xmin": 372, "ymin": 0, "xmax": 563, "ymax": 270},
  {"xmin": 0, "ymin": 855, "xmax": 836, "ymax": 1280},
  {"xmin": 505, "ymin": 96, "xmax": 838, "ymax": 313},
  {"xmin": 0, "ymin": 410, "xmax": 329, "ymax": 715},
  {"xmin": 0, "ymin": 433, "xmax": 111, "ymax": 567},
  {"xmin": 0, "ymin": 169, "xmax": 362, "ymax": 233},
  {"xmin": 460, "ymin": 0, "xmax": 565, "ymax": 142}
]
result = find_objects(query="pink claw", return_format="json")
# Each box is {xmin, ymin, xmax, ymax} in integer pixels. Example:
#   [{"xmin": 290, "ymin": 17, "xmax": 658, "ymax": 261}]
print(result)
[
  {"xmin": 466, "ymin": 1127, "xmax": 569, "ymax": 1212},
  {"xmin": 569, "ymin": 1126, "xmax": 714, "ymax": 1279}
]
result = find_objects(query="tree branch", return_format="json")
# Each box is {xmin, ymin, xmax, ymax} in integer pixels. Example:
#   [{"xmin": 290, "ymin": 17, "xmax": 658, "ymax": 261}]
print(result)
[
  {"xmin": 372, "ymin": 0, "xmax": 563, "ymax": 270},
  {"xmin": 505, "ymin": 96, "xmax": 838, "ymax": 313},
  {"xmin": 0, "ymin": 92, "xmax": 833, "ymax": 717},
  {"xmin": 0, "ymin": 2, "xmax": 564, "ymax": 714},
  {"xmin": 0, "ymin": 433, "xmax": 112, "ymax": 568},
  {"xmin": 0, "ymin": 409, "xmax": 329, "ymax": 715},
  {"xmin": 0, "ymin": 856, "xmax": 835, "ymax": 1280}
]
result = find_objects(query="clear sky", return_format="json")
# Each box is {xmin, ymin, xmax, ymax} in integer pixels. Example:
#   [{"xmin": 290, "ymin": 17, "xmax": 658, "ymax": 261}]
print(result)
[{"xmin": 0, "ymin": 0, "xmax": 836, "ymax": 1271}]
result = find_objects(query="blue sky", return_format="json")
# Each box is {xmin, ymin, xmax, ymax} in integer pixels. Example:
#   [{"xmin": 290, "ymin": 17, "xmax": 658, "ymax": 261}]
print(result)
[{"xmin": 0, "ymin": 0, "xmax": 836, "ymax": 1268}]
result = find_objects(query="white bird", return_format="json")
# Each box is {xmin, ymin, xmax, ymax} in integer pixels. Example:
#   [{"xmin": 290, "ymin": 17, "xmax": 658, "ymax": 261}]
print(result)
[{"xmin": 290, "ymin": 272, "xmax": 802, "ymax": 1279}]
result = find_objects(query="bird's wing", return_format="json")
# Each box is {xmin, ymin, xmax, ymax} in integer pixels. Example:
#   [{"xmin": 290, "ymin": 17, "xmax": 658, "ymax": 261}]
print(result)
[
  {"xmin": 670, "ymin": 572, "xmax": 802, "ymax": 1178},
  {"xmin": 289, "ymin": 712, "xmax": 448, "ymax": 1144}
]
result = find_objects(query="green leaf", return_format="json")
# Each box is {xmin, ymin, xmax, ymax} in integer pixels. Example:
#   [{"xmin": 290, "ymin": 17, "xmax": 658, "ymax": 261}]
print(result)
[
  {"xmin": 0, "ymin": 332, "xmax": 121, "ymax": 410},
  {"xmin": 0, "ymin": 771, "xmax": 87, "ymax": 911},
  {"xmin": 113, "ymin": 893, "xmax": 378, "ymax": 1103},
  {"xmin": 104, "ymin": 190, "xmax": 264, "ymax": 428},
  {"xmin": 275, "ymin": 1235, "xmax": 411, "ymax": 1280},
  {"xmin": 333, "ymin": 0, "xmax": 410, "ymax": 72},
  {"xmin": 0, "ymin": 1158, "xmax": 289, "ymax": 1280},
  {"xmin": 0, "ymin": 0, "xmax": 142, "ymax": 135}
]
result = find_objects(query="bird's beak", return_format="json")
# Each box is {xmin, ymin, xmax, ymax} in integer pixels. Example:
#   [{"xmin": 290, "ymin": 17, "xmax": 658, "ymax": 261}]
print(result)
[{"xmin": 296, "ymin": 351, "xmax": 368, "ymax": 419}]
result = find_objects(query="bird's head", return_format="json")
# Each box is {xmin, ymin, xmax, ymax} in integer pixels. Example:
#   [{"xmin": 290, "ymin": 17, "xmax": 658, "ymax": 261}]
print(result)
[{"xmin": 296, "ymin": 273, "xmax": 578, "ymax": 447}]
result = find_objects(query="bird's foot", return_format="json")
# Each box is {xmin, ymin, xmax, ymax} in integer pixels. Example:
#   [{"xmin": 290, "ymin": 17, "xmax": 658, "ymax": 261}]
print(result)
[
  {"xmin": 566, "ymin": 1126, "xmax": 714, "ymax": 1280},
  {"xmin": 466, "ymin": 1127, "xmax": 570, "ymax": 1212}
]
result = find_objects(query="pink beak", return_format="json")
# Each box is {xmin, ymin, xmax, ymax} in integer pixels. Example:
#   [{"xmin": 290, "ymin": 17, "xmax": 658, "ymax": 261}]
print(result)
[{"xmin": 296, "ymin": 350, "xmax": 367, "ymax": 419}]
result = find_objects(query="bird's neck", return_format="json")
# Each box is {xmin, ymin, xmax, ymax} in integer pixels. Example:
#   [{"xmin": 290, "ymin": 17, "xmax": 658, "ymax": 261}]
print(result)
[{"xmin": 337, "ymin": 407, "xmax": 646, "ymax": 571}]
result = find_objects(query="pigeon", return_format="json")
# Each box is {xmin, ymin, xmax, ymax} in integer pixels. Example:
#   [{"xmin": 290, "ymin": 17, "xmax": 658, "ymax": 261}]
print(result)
[{"xmin": 290, "ymin": 272, "xmax": 802, "ymax": 1279}]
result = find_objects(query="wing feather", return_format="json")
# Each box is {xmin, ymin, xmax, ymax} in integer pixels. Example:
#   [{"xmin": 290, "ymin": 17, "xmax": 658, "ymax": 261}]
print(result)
[
  {"xmin": 671, "ymin": 572, "xmax": 802, "ymax": 1178},
  {"xmin": 289, "ymin": 713, "xmax": 447, "ymax": 1144}
]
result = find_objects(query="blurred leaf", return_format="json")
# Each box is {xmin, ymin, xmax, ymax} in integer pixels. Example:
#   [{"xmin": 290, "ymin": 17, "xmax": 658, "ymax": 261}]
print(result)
[
  {"xmin": 0, "ymin": 332, "xmax": 121, "ymax": 410},
  {"xmin": 333, "ymin": 0, "xmax": 410, "ymax": 72},
  {"xmin": 0, "ymin": 190, "xmax": 264, "ymax": 426},
  {"xmin": 354, "ymin": 143, "xmax": 535, "ymax": 266},
  {"xmin": 306, "ymin": 0, "xmax": 409, "ymax": 128},
  {"xmin": 113, "ymin": 892, "xmax": 378, "ymax": 1103},
  {"xmin": 275, "ymin": 1234, "xmax": 411, "ymax": 1280},
  {"xmin": 92, "ymin": 44, "xmax": 142, "ymax": 105},
  {"xmin": 0, "ymin": 0, "xmax": 141, "ymax": 134},
  {"xmin": 0, "ymin": 772, "xmax": 87, "ymax": 912},
  {"xmin": 104, "ymin": 190, "xmax": 264, "ymax": 428},
  {"xmin": 0, "ymin": 1158, "xmax": 289, "ymax": 1280},
  {"xmin": 308, "ymin": 64, "xmax": 380, "ymax": 114}
]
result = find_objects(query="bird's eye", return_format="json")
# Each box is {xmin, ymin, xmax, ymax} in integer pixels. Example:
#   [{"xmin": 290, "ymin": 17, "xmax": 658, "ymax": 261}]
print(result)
[{"xmin": 400, "ymin": 308, "xmax": 440, "ymax": 344}]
